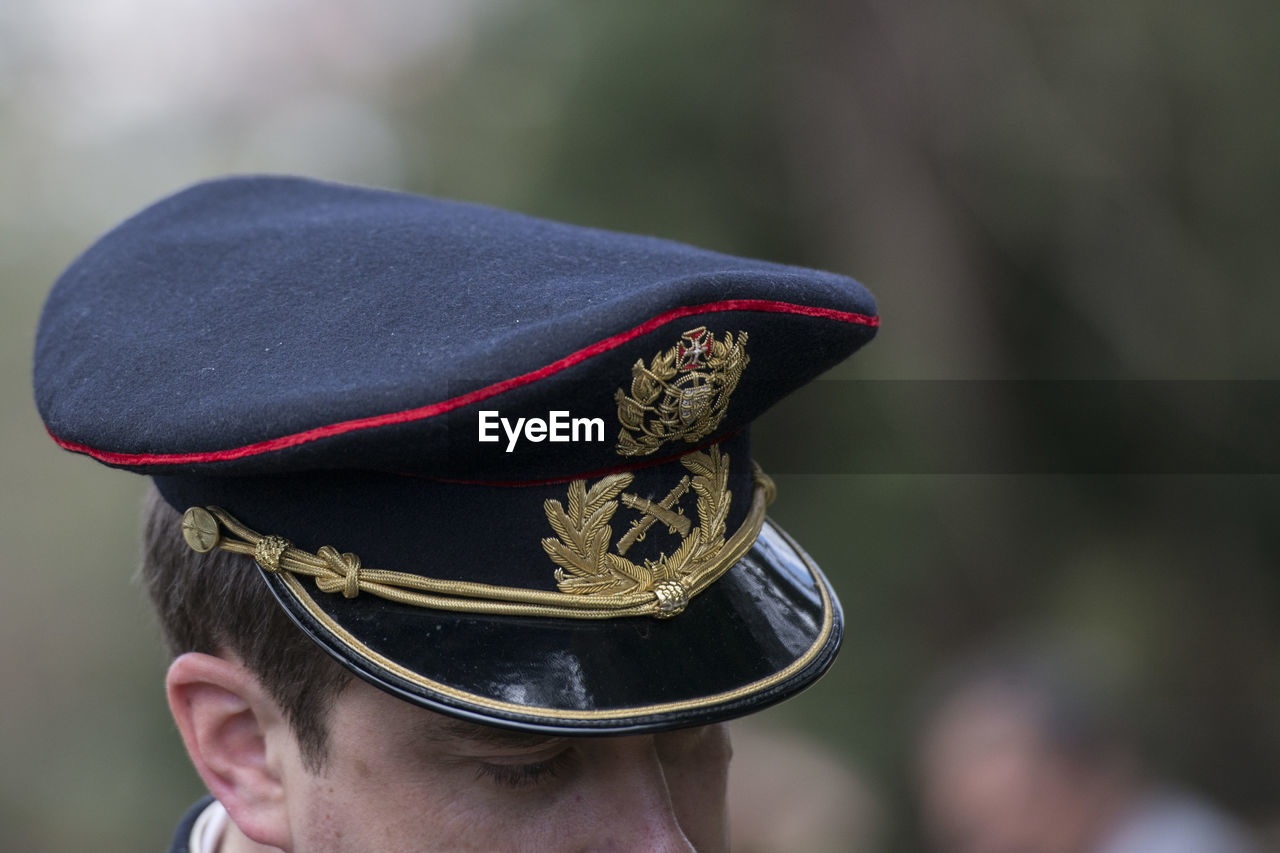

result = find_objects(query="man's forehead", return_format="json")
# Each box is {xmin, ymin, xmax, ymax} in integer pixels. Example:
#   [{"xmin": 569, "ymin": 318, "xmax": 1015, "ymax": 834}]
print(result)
[{"xmin": 412, "ymin": 715, "xmax": 567, "ymax": 750}]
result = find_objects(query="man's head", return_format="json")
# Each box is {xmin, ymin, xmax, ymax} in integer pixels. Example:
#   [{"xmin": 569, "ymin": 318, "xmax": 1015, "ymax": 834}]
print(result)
[
  {"xmin": 915, "ymin": 650, "xmax": 1140, "ymax": 853},
  {"xmin": 147, "ymin": 485, "xmax": 735, "ymax": 851},
  {"xmin": 36, "ymin": 176, "xmax": 878, "ymax": 850}
]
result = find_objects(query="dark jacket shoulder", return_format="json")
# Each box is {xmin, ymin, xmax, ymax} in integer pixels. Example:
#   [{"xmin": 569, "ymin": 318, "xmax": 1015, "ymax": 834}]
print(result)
[{"xmin": 167, "ymin": 796, "xmax": 216, "ymax": 853}]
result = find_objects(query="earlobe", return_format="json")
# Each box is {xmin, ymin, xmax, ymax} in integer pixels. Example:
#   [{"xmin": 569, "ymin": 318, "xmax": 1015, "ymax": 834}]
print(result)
[{"xmin": 166, "ymin": 652, "xmax": 294, "ymax": 849}]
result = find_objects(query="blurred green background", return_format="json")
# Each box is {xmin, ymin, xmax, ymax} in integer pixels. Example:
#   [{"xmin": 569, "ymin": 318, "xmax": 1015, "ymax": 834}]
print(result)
[{"xmin": 2, "ymin": 1, "xmax": 1277, "ymax": 850}]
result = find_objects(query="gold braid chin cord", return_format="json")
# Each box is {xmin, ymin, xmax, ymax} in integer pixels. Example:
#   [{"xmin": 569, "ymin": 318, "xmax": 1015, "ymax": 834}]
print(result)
[{"xmin": 180, "ymin": 464, "xmax": 775, "ymax": 620}]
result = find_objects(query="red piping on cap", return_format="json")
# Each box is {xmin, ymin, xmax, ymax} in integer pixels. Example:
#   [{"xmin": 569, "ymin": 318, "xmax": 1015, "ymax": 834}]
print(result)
[{"xmin": 49, "ymin": 299, "xmax": 878, "ymax": 467}]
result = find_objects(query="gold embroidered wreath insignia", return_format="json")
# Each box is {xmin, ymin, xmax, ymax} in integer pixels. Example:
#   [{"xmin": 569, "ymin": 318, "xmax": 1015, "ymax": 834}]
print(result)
[
  {"xmin": 614, "ymin": 327, "xmax": 749, "ymax": 457},
  {"xmin": 540, "ymin": 446, "xmax": 731, "ymax": 618}
]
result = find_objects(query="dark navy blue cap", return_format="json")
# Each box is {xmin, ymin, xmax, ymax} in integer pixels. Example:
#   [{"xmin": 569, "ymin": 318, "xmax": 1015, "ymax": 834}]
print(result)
[{"xmin": 34, "ymin": 176, "xmax": 878, "ymax": 733}]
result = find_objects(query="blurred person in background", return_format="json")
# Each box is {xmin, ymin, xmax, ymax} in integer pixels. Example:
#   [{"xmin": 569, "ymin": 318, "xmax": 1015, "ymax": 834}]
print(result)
[{"xmin": 915, "ymin": 646, "xmax": 1261, "ymax": 853}]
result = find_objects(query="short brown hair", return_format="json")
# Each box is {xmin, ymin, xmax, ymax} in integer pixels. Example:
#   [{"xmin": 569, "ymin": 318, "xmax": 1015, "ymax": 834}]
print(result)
[{"xmin": 141, "ymin": 487, "xmax": 350, "ymax": 770}]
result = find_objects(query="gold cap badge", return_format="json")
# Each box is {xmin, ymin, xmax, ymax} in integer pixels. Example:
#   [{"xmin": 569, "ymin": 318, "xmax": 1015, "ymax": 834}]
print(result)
[
  {"xmin": 541, "ymin": 445, "xmax": 735, "ymax": 618},
  {"xmin": 614, "ymin": 327, "xmax": 749, "ymax": 457}
]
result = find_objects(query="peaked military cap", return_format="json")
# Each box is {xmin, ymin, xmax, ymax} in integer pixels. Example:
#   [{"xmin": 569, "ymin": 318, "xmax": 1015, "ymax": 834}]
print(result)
[{"xmin": 34, "ymin": 176, "xmax": 878, "ymax": 733}]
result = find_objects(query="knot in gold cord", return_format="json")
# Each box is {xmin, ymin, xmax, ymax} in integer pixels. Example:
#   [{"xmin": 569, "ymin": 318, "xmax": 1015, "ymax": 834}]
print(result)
[
  {"xmin": 653, "ymin": 580, "xmax": 689, "ymax": 618},
  {"xmin": 254, "ymin": 536, "xmax": 291, "ymax": 573},
  {"xmin": 315, "ymin": 545, "xmax": 363, "ymax": 598}
]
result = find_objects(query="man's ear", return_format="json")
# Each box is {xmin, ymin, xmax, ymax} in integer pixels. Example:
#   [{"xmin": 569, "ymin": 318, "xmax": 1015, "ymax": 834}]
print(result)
[{"xmin": 167, "ymin": 652, "xmax": 294, "ymax": 850}]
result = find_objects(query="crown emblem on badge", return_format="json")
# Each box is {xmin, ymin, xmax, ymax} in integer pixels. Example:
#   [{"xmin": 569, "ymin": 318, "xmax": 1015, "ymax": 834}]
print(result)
[
  {"xmin": 541, "ymin": 445, "xmax": 732, "ymax": 618},
  {"xmin": 614, "ymin": 327, "xmax": 749, "ymax": 457}
]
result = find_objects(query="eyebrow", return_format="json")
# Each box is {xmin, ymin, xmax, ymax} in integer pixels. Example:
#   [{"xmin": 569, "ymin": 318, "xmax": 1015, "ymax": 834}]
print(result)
[{"xmin": 414, "ymin": 717, "xmax": 569, "ymax": 751}]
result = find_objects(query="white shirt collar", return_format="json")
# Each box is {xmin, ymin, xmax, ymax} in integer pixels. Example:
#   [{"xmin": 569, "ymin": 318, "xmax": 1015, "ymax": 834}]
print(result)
[{"xmin": 188, "ymin": 798, "xmax": 230, "ymax": 853}]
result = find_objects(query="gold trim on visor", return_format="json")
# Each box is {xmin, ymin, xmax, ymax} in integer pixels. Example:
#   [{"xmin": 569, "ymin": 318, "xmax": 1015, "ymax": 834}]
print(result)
[
  {"xmin": 278, "ymin": 519, "xmax": 835, "ymax": 721},
  {"xmin": 179, "ymin": 459, "xmax": 775, "ymax": 621}
]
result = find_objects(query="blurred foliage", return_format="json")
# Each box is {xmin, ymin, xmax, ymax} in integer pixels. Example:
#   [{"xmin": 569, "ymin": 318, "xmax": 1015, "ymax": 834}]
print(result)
[
  {"xmin": 406, "ymin": 1, "xmax": 1280, "ymax": 847},
  {"xmin": 394, "ymin": 0, "xmax": 800, "ymax": 260},
  {"xmin": 3, "ymin": 0, "xmax": 1278, "ymax": 850}
]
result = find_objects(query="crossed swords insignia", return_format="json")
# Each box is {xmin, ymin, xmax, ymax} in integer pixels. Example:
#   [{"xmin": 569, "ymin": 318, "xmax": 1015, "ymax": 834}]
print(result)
[{"xmin": 616, "ymin": 475, "xmax": 692, "ymax": 555}]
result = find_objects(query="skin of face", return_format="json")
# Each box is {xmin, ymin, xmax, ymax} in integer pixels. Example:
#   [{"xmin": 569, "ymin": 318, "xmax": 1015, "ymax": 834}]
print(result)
[{"xmin": 167, "ymin": 652, "xmax": 732, "ymax": 852}]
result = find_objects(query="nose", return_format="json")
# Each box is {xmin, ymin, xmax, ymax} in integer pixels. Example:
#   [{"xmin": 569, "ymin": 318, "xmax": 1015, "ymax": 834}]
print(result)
[{"xmin": 573, "ymin": 735, "xmax": 698, "ymax": 853}]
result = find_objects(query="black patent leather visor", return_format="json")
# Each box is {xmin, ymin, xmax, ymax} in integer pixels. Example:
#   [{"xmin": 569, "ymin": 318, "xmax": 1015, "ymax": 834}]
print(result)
[{"xmin": 260, "ymin": 520, "xmax": 842, "ymax": 734}]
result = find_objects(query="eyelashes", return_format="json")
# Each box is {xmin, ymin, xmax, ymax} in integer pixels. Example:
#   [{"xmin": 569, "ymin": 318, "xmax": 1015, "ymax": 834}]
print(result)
[{"xmin": 475, "ymin": 752, "xmax": 573, "ymax": 789}]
